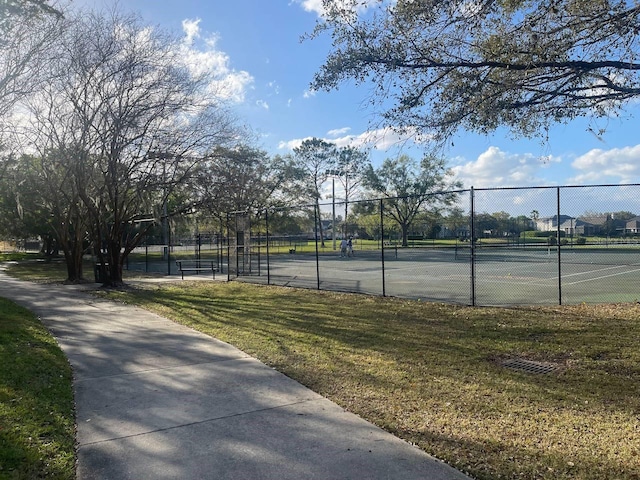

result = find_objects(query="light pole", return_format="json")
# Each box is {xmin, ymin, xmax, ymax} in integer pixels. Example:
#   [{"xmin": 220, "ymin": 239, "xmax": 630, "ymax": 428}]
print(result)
[
  {"xmin": 332, "ymin": 176, "xmax": 336, "ymax": 250},
  {"xmin": 326, "ymin": 169, "xmax": 341, "ymax": 250}
]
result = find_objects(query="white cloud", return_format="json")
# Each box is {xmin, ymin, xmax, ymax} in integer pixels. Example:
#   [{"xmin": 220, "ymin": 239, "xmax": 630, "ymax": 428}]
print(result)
[
  {"xmin": 295, "ymin": 0, "xmax": 384, "ymax": 17},
  {"xmin": 181, "ymin": 18, "xmax": 201, "ymax": 44},
  {"xmin": 297, "ymin": 0, "xmax": 324, "ymax": 15},
  {"xmin": 278, "ymin": 137, "xmax": 313, "ymax": 150},
  {"xmin": 327, "ymin": 127, "xmax": 351, "ymax": 137},
  {"xmin": 256, "ymin": 100, "xmax": 269, "ymax": 110},
  {"xmin": 451, "ymin": 146, "xmax": 559, "ymax": 189},
  {"xmin": 278, "ymin": 126, "xmax": 421, "ymax": 151},
  {"xmin": 177, "ymin": 19, "xmax": 253, "ymax": 103},
  {"xmin": 570, "ymin": 145, "xmax": 640, "ymax": 184},
  {"xmin": 303, "ymin": 88, "xmax": 316, "ymax": 98},
  {"xmin": 446, "ymin": 145, "xmax": 640, "ymax": 216}
]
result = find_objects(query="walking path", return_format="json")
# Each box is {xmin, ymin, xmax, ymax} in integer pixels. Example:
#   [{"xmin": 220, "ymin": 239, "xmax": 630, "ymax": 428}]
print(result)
[{"xmin": 0, "ymin": 271, "xmax": 470, "ymax": 479}]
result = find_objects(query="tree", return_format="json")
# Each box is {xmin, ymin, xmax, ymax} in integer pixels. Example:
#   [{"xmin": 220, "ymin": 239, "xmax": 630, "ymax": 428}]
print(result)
[
  {"xmin": 414, "ymin": 209, "xmax": 444, "ymax": 239},
  {"xmin": 333, "ymin": 146, "xmax": 370, "ymax": 236},
  {"xmin": 291, "ymin": 138, "xmax": 337, "ymax": 247},
  {"xmin": 27, "ymin": 151, "xmax": 91, "ymax": 280},
  {"xmin": 26, "ymin": 8, "xmax": 240, "ymax": 285},
  {"xmin": 0, "ymin": 0, "xmax": 61, "ymax": 117},
  {"xmin": 192, "ymin": 147, "xmax": 298, "ymax": 217},
  {"xmin": 1, "ymin": 0, "xmax": 61, "ymax": 22},
  {"xmin": 491, "ymin": 211, "xmax": 512, "ymax": 237},
  {"xmin": 475, "ymin": 213, "xmax": 500, "ymax": 238},
  {"xmin": 610, "ymin": 211, "xmax": 637, "ymax": 221},
  {"xmin": 0, "ymin": 0, "xmax": 62, "ymax": 179},
  {"xmin": 350, "ymin": 200, "xmax": 400, "ymax": 241},
  {"xmin": 310, "ymin": 0, "xmax": 640, "ymax": 143},
  {"xmin": 444, "ymin": 207, "xmax": 470, "ymax": 238},
  {"xmin": 530, "ymin": 210, "xmax": 540, "ymax": 230},
  {"xmin": 363, "ymin": 154, "xmax": 461, "ymax": 246},
  {"xmin": 0, "ymin": 154, "xmax": 53, "ymax": 249}
]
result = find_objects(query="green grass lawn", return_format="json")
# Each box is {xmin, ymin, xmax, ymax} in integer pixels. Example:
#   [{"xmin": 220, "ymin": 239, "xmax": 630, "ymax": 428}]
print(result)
[
  {"xmin": 3, "ymin": 257, "xmax": 640, "ymax": 479},
  {"xmin": 94, "ymin": 281, "xmax": 640, "ymax": 480},
  {"xmin": 0, "ymin": 297, "xmax": 75, "ymax": 479}
]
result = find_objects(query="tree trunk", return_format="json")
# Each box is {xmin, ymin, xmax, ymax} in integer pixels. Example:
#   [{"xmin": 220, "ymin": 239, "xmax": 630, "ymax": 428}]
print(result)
[
  {"xmin": 60, "ymin": 233, "xmax": 85, "ymax": 283},
  {"xmin": 316, "ymin": 200, "xmax": 325, "ymax": 248},
  {"xmin": 104, "ymin": 239, "xmax": 125, "ymax": 287},
  {"xmin": 64, "ymin": 252, "xmax": 83, "ymax": 282},
  {"xmin": 344, "ymin": 201, "xmax": 348, "ymax": 237}
]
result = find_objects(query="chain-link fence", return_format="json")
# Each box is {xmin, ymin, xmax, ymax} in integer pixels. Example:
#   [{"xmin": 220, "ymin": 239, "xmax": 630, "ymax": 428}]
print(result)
[
  {"xmin": 222, "ymin": 184, "xmax": 640, "ymax": 307},
  {"xmin": 123, "ymin": 216, "xmax": 226, "ymax": 277}
]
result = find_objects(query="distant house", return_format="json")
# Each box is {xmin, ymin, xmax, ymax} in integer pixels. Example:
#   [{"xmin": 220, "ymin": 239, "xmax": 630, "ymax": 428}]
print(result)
[
  {"xmin": 625, "ymin": 217, "xmax": 640, "ymax": 234},
  {"xmin": 437, "ymin": 225, "xmax": 470, "ymax": 239},
  {"xmin": 569, "ymin": 215, "xmax": 610, "ymax": 236},
  {"xmin": 535, "ymin": 215, "xmax": 575, "ymax": 232},
  {"xmin": 558, "ymin": 218, "xmax": 589, "ymax": 236},
  {"xmin": 555, "ymin": 214, "xmax": 626, "ymax": 236}
]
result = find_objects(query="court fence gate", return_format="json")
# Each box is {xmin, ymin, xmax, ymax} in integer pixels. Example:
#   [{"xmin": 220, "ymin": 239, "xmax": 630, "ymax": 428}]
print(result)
[{"xmin": 223, "ymin": 183, "xmax": 640, "ymax": 306}]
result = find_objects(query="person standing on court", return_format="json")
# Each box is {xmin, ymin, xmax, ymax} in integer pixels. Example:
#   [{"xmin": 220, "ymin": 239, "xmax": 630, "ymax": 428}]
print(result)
[
  {"xmin": 347, "ymin": 237, "xmax": 354, "ymax": 257},
  {"xmin": 340, "ymin": 238, "xmax": 348, "ymax": 257}
]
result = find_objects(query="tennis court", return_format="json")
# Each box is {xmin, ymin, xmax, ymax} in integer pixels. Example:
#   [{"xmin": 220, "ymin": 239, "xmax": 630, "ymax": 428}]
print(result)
[{"xmin": 238, "ymin": 245, "xmax": 640, "ymax": 306}]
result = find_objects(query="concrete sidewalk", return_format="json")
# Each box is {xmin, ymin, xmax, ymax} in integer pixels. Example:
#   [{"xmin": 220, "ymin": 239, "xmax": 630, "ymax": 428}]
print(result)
[{"xmin": 0, "ymin": 271, "xmax": 470, "ymax": 480}]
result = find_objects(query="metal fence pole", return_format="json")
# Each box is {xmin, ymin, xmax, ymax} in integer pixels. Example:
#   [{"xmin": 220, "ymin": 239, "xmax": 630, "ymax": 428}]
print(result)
[
  {"xmin": 265, "ymin": 208, "xmax": 271, "ymax": 285},
  {"xmin": 557, "ymin": 187, "xmax": 562, "ymax": 305},
  {"xmin": 226, "ymin": 212, "xmax": 231, "ymax": 282},
  {"xmin": 470, "ymin": 187, "xmax": 476, "ymax": 306},
  {"xmin": 380, "ymin": 198, "xmax": 386, "ymax": 297},
  {"xmin": 314, "ymin": 204, "xmax": 321, "ymax": 290},
  {"xmin": 167, "ymin": 221, "xmax": 171, "ymax": 276},
  {"xmin": 219, "ymin": 216, "xmax": 224, "ymax": 275}
]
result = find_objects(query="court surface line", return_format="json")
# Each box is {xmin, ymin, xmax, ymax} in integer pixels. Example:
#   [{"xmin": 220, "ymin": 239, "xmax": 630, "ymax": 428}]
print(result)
[
  {"xmin": 562, "ymin": 266, "xmax": 640, "ymax": 286},
  {"xmin": 560, "ymin": 263, "xmax": 640, "ymax": 279}
]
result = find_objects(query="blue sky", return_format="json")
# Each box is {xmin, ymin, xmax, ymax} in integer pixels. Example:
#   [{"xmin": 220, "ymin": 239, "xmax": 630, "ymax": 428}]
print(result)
[{"xmin": 68, "ymin": 0, "xmax": 640, "ymax": 199}]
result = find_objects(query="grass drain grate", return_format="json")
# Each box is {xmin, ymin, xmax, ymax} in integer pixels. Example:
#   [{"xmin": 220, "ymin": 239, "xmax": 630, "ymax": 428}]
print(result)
[{"xmin": 501, "ymin": 358, "xmax": 559, "ymax": 375}]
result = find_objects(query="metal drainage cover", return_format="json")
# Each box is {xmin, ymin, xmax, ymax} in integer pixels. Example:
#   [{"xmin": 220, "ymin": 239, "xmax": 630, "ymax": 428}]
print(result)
[{"xmin": 501, "ymin": 358, "xmax": 559, "ymax": 375}]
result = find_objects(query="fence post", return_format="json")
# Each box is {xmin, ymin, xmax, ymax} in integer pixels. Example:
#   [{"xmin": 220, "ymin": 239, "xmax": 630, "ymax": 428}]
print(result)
[
  {"xmin": 167, "ymin": 220, "xmax": 171, "ymax": 276},
  {"xmin": 226, "ymin": 212, "xmax": 231, "ymax": 281},
  {"xmin": 470, "ymin": 187, "xmax": 476, "ymax": 306},
  {"xmin": 219, "ymin": 216, "xmax": 224, "ymax": 275},
  {"xmin": 314, "ymin": 203, "xmax": 321, "ymax": 290},
  {"xmin": 265, "ymin": 208, "xmax": 271, "ymax": 285},
  {"xmin": 380, "ymin": 198, "xmax": 386, "ymax": 297},
  {"xmin": 557, "ymin": 187, "xmax": 562, "ymax": 305}
]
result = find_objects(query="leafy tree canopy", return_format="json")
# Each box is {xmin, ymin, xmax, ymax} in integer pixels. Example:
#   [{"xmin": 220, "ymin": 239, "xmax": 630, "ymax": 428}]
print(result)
[
  {"xmin": 363, "ymin": 153, "xmax": 461, "ymax": 245},
  {"xmin": 310, "ymin": 0, "xmax": 640, "ymax": 143}
]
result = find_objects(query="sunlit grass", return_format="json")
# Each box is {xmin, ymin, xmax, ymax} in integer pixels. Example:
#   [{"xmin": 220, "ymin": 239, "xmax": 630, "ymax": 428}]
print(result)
[
  {"xmin": 5, "ymin": 254, "xmax": 157, "ymax": 283},
  {"xmin": 5, "ymin": 257, "xmax": 640, "ymax": 479},
  {"xmin": 95, "ymin": 281, "xmax": 640, "ymax": 480},
  {"xmin": 0, "ymin": 298, "xmax": 75, "ymax": 479}
]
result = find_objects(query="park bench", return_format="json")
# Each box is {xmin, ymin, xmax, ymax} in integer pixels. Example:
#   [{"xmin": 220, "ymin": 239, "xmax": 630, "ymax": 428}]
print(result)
[{"xmin": 175, "ymin": 260, "xmax": 218, "ymax": 280}]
